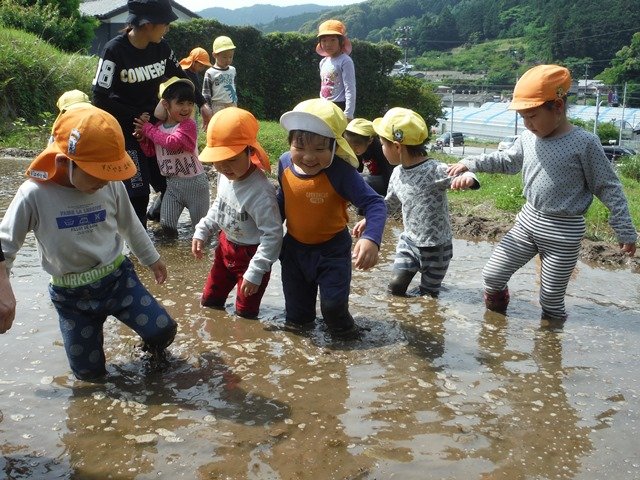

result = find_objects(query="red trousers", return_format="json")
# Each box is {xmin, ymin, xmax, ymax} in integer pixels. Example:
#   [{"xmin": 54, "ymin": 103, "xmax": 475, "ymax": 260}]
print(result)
[{"xmin": 201, "ymin": 231, "xmax": 271, "ymax": 318}]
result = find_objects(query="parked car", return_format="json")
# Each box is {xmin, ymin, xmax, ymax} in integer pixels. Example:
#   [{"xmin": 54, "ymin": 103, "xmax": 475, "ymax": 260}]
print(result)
[
  {"xmin": 601, "ymin": 145, "xmax": 636, "ymax": 162},
  {"xmin": 435, "ymin": 132, "xmax": 464, "ymax": 147},
  {"xmin": 497, "ymin": 135, "xmax": 520, "ymax": 151}
]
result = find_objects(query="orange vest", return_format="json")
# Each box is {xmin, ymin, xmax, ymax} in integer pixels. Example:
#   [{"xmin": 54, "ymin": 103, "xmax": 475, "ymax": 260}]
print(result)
[{"xmin": 281, "ymin": 168, "xmax": 348, "ymax": 244}]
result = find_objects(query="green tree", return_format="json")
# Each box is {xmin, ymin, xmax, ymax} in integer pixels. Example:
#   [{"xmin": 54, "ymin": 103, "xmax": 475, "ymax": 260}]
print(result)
[{"xmin": 598, "ymin": 32, "xmax": 640, "ymax": 107}]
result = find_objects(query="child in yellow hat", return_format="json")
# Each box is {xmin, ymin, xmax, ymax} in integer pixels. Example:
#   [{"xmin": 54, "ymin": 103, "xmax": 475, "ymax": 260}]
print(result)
[
  {"xmin": 134, "ymin": 76, "xmax": 210, "ymax": 237},
  {"xmin": 317, "ymin": 19, "xmax": 356, "ymax": 120},
  {"xmin": 0, "ymin": 105, "xmax": 178, "ymax": 380},
  {"xmin": 448, "ymin": 64, "xmax": 637, "ymax": 327},
  {"xmin": 278, "ymin": 98, "xmax": 386, "ymax": 338},
  {"xmin": 192, "ymin": 107, "xmax": 282, "ymax": 319},
  {"xmin": 344, "ymin": 117, "xmax": 394, "ymax": 198},
  {"xmin": 353, "ymin": 107, "xmax": 479, "ymax": 298},
  {"xmin": 203, "ymin": 36, "xmax": 238, "ymax": 115}
]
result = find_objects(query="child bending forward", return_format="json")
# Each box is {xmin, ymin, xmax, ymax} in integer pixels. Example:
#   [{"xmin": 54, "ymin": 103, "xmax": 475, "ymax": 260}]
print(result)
[
  {"xmin": 355, "ymin": 108, "xmax": 479, "ymax": 297},
  {"xmin": 0, "ymin": 105, "xmax": 177, "ymax": 380}
]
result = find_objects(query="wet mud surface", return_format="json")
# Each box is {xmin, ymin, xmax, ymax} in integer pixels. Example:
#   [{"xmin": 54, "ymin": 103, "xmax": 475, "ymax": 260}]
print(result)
[{"xmin": 1, "ymin": 156, "xmax": 639, "ymax": 479}]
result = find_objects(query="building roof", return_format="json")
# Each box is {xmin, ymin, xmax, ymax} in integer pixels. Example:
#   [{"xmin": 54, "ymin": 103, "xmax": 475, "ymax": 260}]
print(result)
[
  {"xmin": 79, "ymin": 0, "xmax": 199, "ymax": 20},
  {"xmin": 440, "ymin": 102, "xmax": 640, "ymax": 140}
]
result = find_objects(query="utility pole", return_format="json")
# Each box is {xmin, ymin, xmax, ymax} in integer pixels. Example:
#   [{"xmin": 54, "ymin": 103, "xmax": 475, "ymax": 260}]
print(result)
[
  {"xmin": 583, "ymin": 64, "xmax": 589, "ymax": 105},
  {"xmin": 618, "ymin": 82, "xmax": 627, "ymax": 146},
  {"xmin": 449, "ymin": 90, "xmax": 454, "ymax": 155}
]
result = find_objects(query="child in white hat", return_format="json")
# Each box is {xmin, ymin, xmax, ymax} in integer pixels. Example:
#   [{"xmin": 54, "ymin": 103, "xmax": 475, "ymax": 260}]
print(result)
[{"xmin": 278, "ymin": 98, "xmax": 386, "ymax": 338}]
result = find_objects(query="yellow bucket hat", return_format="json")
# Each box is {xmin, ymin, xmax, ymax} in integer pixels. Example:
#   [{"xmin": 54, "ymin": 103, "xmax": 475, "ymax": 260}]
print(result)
[
  {"xmin": 279, "ymin": 99, "xmax": 358, "ymax": 168},
  {"xmin": 56, "ymin": 90, "xmax": 91, "ymax": 113},
  {"xmin": 373, "ymin": 107, "xmax": 428, "ymax": 145}
]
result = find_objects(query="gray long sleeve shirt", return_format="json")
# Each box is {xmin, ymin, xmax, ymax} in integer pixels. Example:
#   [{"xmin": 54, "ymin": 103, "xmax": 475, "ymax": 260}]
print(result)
[{"xmin": 460, "ymin": 127, "xmax": 637, "ymax": 243}]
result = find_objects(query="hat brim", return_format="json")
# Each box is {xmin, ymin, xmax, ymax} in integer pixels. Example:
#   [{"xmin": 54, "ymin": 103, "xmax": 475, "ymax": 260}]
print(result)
[
  {"xmin": 372, "ymin": 117, "xmax": 391, "ymax": 141},
  {"xmin": 126, "ymin": 10, "xmax": 178, "ymax": 25},
  {"xmin": 280, "ymin": 111, "xmax": 335, "ymax": 138},
  {"xmin": 26, "ymin": 145, "xmax": 59, "ymax": 181},
  {"xmin": 507, "ymin": 99, "xmax": 545, "ymax": 111},
  {"xmin": 75, "ymin": 151, "xmax": 137, "ymax": 181},
  {"xmin": 315, "ymin": 37, "xmax": 352, "ymax": 56},
  {"xmin": 200, "ymin": 142, "xmax": 271, "ymax": 173},
  {"xmin": 26, "ymin": 145, "xmax": 136, "ymax": 182}
]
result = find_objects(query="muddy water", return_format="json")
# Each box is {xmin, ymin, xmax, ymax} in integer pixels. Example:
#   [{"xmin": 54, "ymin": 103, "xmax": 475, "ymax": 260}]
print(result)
[{"xmin": 1, "ymin": 157, "xmax": 639, "ymax": 479}]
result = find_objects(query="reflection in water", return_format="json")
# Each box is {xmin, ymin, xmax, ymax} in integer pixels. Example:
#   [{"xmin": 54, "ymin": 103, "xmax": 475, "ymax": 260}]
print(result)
[
  {"xmin": 475, "ymin": 311, "xmax": 593, "ymax": 478},
  {"xmin": 1, "ymin": 157, "xmax": 640, "ymax": 478}
]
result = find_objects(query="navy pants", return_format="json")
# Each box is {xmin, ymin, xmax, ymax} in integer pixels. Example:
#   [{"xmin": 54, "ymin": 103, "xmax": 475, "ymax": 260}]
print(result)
[
  {"xmin": 280, "ymin": 229, "xmax": 354, "ymax": 331},
  {"xmin": 49, "ymin": 257, "xmax": 177, "ymax": 380}
]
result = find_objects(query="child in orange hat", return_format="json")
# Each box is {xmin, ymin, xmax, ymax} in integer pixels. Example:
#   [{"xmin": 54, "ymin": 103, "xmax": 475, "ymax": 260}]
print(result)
[
  {"xmin": 192, "ymin": 107, "xmax": 282, "ymax": 319},
  {"xmin": 316, "ymin": 19, "xmax": 356, "ymax": 120},
  {"xmin": 448, "ymin": 64, "xmax": 637, "ymax": 327},
  {"xmin": 0, "ymin": 105, "xmax": 178, "ymax": 380},
  {"xmin": 178, "ymin": 47, "xmax": 212, "ymax": 126}
]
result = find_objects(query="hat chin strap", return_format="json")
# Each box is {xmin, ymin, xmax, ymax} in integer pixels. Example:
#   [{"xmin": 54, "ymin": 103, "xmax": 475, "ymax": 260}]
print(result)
[{"xmin": 327, "ymin": 140, "xmax": 336, "ymax": 167}]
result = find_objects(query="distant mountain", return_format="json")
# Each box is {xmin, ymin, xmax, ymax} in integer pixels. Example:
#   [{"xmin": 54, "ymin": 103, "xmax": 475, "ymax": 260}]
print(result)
[
  {"xmin": 197, "ymin": 4, "xmax": 331, "ymax": 26},
  {"xmin": 257, "ymin": 8, "xmax": 333, "ymax": 33}
]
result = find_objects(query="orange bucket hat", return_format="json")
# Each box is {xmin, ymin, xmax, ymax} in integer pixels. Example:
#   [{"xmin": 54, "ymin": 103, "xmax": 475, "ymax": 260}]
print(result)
[
  {"xmin": 316, "ymin": 19, "xmax": 352, "ymax": 56},
  {"xmin": 27, "ymin": 106, "xmax": 136, "ymax": 182},
  {"xmin": 199, "ymin": 107, "xmax": 270, "ymax": 173},
  {"xmin": 509, "ymin": 64, "xmax": 572, "ymax": 111},
  {"xmin": 179, "ymin": 47, "xmax": 212, "ymax": 69}
]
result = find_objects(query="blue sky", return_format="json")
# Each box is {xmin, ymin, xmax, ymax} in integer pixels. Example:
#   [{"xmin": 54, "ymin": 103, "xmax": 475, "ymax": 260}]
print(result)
[{"xmin": 179, "ymin": 0, "xmax": 366, "ymax": 11}]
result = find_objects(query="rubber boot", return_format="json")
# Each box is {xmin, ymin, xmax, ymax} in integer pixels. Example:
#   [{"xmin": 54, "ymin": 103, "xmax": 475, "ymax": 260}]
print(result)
[{"xmin": 483, "ymin": 288, "xmax": 510, "ymax": 313}]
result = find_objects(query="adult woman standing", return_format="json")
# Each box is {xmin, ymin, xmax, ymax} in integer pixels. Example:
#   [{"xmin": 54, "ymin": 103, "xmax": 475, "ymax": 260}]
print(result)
[{"xmin": 92, "ymin": 0, "xmax": 212, "ymax": 227}]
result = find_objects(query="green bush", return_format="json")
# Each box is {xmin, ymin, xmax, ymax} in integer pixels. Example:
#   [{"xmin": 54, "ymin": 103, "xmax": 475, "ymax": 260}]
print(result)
[
  {"xmin": 166, "ymin": 21, "xmax": 442, "ymax": 122},
  {"xmin": 0, "ymin": 28, "xmax": 96, "ymax": 124},
  {"xmin": 0, "ymin": 0, "xmax": 97, "ymax": 53},
  {"xmin": 618, "ymin": 155, "xmax": 640, "ymax": 182}
]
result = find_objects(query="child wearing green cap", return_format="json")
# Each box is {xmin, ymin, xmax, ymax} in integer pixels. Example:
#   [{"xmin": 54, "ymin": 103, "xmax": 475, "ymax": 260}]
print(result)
[
  {"xmin": 0, "ymin": 105, "xmax": 177, "ymax": 380},
  {"xmin": 278, "ymin": 98, "xmax": 386, "ymax": 338},
  {"xmin": 354, "ymin": 107, "xmax": 479, "ymax": 298},
  {"xmin": 448, "ymin": 64, "xmax": 636, "ymax": 327}
]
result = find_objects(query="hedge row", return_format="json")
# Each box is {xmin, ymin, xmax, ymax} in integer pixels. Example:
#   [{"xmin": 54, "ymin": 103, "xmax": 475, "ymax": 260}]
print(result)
[{"xmin": 1, "ymin": 23, "xmax": 443, "ymax": 128}]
